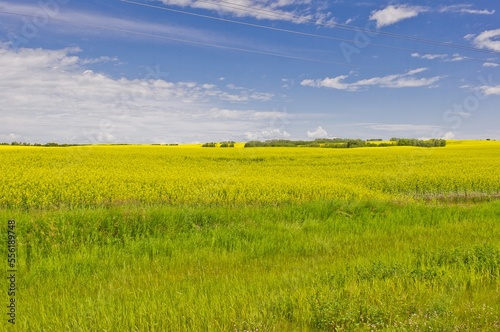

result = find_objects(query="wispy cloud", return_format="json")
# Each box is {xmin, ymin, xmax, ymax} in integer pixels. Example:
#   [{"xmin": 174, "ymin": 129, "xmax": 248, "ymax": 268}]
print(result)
[
  {"xmin": 460, "ymin": 8, "xmax": 495, "ymax": 15},
  {"xmin": 412, "ymin": 53, "xmax": 448, "ymax": 60},
  {"xmin": 448, "ymin": 53, "xmax": 468, "ymax": 62},
  {"xmin": 369, "ymin": 5, "xmax": 428, "ymax": 28},
  {"xmin": 411, "ymin": 52, "xmax": 468, "ymax": 62},
  {"xmin": 0, "ymin": 1, "xmax": 234, "ymax": 47},
  {"xmin": 301, "ymin": 68, "xmax": 442, "ymax": 91},
  {"xmin": 209, "ymin": 108, "xmax": 286, "ymax": 120},
  {"xmin": 301, "ymin": 75, "xmax": 356, "ymax": 91},
  {"xmin": 483, "ymin": 62, "xmax": 499, "ymax": 67},
  {"xmin": 156, "ymin": 0, "xmax": 336, "ymax": 26},
  {"xmin": 439, "ymin": 4, "xmax": 495, "ymax": 15}
]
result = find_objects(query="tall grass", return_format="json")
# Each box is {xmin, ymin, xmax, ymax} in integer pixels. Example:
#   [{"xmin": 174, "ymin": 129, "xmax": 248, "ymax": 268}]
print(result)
[{"xmin": 2, "ymin": 200, "xmax": 499, "ymax": 330}]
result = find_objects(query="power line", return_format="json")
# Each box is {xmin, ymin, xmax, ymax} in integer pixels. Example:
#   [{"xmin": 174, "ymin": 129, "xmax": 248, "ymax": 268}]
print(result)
[
  {"xmin": 0, "ymin": 9, "xmax": 495, "ymax": 84},
  {"xmin": 121, "ymin": 0, "xmax": 500, "ymax": 67},
  {"xmin": 144, "ymin": 0, "xmax": 499, "ymax": 56},
  {"xmin": 0, "ymin": 10, "xmax": 364, "ymax": 67}
]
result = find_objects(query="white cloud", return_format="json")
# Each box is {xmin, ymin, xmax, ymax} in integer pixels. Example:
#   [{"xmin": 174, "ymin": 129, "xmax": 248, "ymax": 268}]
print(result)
[
  {"xmin": 443, "ymin": 132, "xmax": 455, "ymax": 140},
  {"xmin": 307, "ymin": 126, "xmax": 328, "ymax": 139},
  {"xmin": 80, "ymin": 56, "xmax": 119, "ymax": 65},
  {"xmin": 483, "ymin": 62, "xmax": 499, "ymax": 67},
  {"xmin": 480, "ymin": 86, "xmax": 500, "ymax": 96},
  {"xmin": 412, "ymin": 53, "xmax": 448, "ymax": 60},
  {"xmin": 369, "ymin": 5, "xmax": 427, "ymax": 28},
  {"xmin": 439, "ymin": 4, "xmax": 468, "ymax": 13},
  {"xmin": 300, "ymin": 75, "xmax": 356, "ymax": 91},
  {"xmin": 157, "ymin": 0, "xmax": 336, "ymax": 26},
  {"xmin": 301, "ymin": 68, "xmax": 441, "ymax": 91},
  {"xmin": 209, "ymin": 108, "xmax": 287, "ymax": 120},
  {"xmin": 406, "ymin": 68, "xmax": 428, "ymax": 75},
  {"xmin": 0, "ymin": 1, "xmax": 229, "ymax": 47},
  {"xmin": 355, "ymin": 68, "xmax": 441, "ymax": 89},
  {"xmin": 0, "ymin": 44, "xmax": 277, "ymax": 143},
  {"xmin": 460, "ymin": 9, "xmax": 495, "ymax": 15},
  {"xmin": 440, "ymin": 5, "xmax": 494, "ymax": 15},
  {"xmin": 244, "ymin": 128, "xmax": 291, "ymax": 140},
  {"xmin": 447, "ymin": 53, "xmax": 467, "ymax": 62},
  {"xmin": 472, "ymin": 29, "xmax": 500, "ymax": 52},
  {"xmin": 365, "ymin": 123, "xmax": 439, "ymax": 133}
]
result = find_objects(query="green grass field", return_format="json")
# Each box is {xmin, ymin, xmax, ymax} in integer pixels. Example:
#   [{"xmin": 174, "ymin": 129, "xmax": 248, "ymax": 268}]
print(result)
[{"xmin": 1, "ymin": 141, "xmax": 499, "ymax": 331}]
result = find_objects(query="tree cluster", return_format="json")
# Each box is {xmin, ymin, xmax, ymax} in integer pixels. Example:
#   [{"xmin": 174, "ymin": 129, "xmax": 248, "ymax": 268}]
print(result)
[
  {"xmin": 390, "ymin": 138, "xmax": 446, "ymax": 147},
  {"xmin": 201, "ymin": 141, "xmax": 235, "ymax": 148}
]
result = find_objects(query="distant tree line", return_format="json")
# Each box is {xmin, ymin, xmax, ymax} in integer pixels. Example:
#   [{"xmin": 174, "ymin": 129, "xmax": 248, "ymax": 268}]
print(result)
[
  {"xmin": 202, "ymin": 141, "xmax": 235, "ymax": 148},
  {"xmin": 0, "ymin": 142, "xmax": 78, "ymax": 147},
  {"xmin": 1, "ymin": 138, "xmax": 448, "ymax": 148},
  {"xmin": 244, "ymin": 138, "xmax": 446, "ymax": 148},
  {"xmin": 389, "ymin": 138, "xmax": 446, "ymax": 147},
  {"xmin": 245, "ymin": 138, "xmax": 368, "ymax": 148}
]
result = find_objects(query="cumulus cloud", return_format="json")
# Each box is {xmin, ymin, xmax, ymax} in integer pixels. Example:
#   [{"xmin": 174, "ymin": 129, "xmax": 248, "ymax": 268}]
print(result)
[
  {"xmin": 307, "ymin": 126, "xmax": 328, "ymax": 139},
  {"xmin": 369, "ymin": 5, "xmax": 427, "ymax": 28},
  {"xmin": 301, "ymin": 68, "xmax": 441, "ymax": 91},
  {"xmin": 369, "ymin": 5, "xmax": 493, "ymax": 29},
  {"xmin": 244, "ymin": 128, "xmax": 291, "ymax": 140},
  {"xmin": 472, "ymin": 29, "xmax": 500, "ymax": 52},
  {"xmin": 480, "ymin": 86, "xmax": 500, "ymax": 96},
  {"xmin": 0, "ymin": 44, "xmax": 277, "ymax": 143}
]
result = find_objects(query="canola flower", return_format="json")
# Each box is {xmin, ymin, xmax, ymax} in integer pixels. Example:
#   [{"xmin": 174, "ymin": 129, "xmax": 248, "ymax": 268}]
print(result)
[{"xmin": 0, "ymin": 141, "xmax": 499, "ymax": 209}]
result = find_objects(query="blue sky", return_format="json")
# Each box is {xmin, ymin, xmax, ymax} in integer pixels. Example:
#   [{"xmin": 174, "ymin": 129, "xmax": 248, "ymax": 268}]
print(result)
[{"xmin": 0, "ymin": 0, "xmax": 499, "ymax": 143}]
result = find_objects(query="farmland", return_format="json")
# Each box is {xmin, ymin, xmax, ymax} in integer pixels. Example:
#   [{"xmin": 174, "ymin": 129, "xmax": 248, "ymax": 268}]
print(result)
[{"xmin": 1, "ymin": 141, "xmax": 499, "ymax": 330}]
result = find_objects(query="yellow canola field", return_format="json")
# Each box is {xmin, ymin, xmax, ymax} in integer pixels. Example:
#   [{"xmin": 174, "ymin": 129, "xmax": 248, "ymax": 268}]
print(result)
[{"xmin": 1, "ymin": 141, "xmax": 499, "ymax": 209}]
